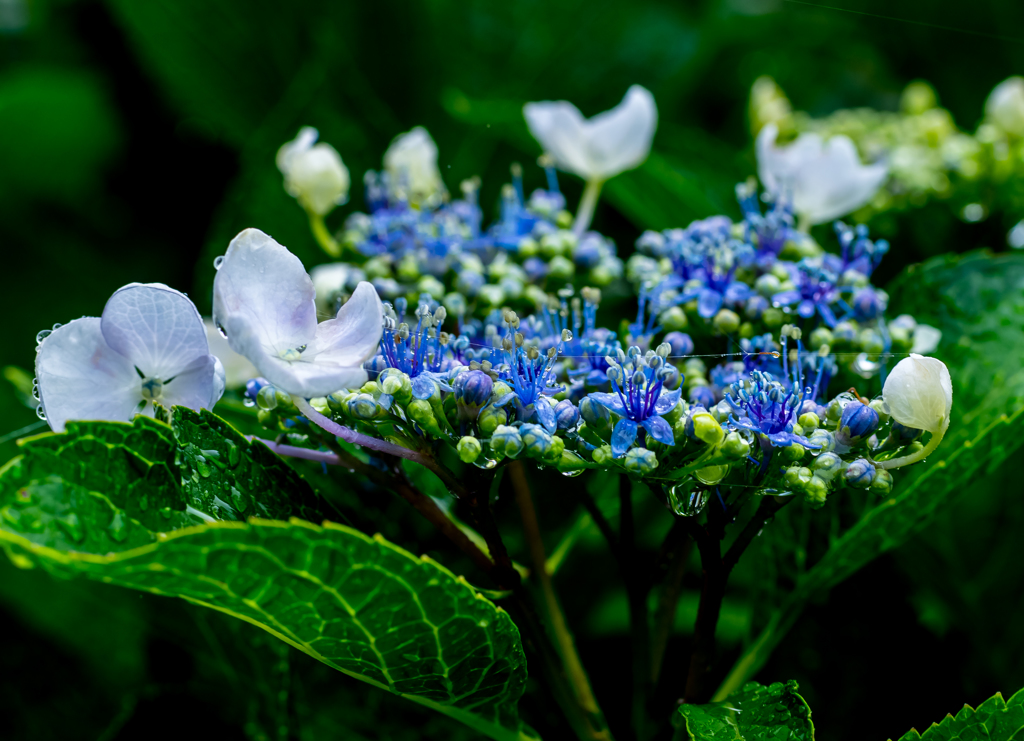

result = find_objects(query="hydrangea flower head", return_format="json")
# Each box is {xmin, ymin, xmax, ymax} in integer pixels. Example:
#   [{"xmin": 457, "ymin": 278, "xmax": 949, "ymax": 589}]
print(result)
[
  {"xmin": 36, "ymin": 283, "xmax": 225, "ymax": 432},
  {"xmin": 212, "ymin": 228, "xmax": 383, "ymax": 398}
]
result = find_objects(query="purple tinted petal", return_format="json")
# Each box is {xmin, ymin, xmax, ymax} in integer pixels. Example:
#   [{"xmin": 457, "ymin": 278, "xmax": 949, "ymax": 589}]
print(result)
[
  {"xmin": 724, "ymin": 282, "xmax": 751, "ymax": 304},
  {"xmin": 535, "ymin": 400, "xmax": 557, "ymax": 432},
  {"xmin": 818, "ymin": 302, "xmax": 838, "ymax": 328},
  {"xmin": 797, "ymin": 300, "xmax": 816, "ymax": 318},
  {"xmin": 653, "ymin": 387, "xmax": 682, "ymax": 416},
  {"xmin": 641, "ymin": 416, "xmax": 674, "ymax": 446},
  {"xmin": 611, "ymin": 419, "xmax": 638, "ymax": 458},
  {"xmin": 698, "ymin": 289, "xmax": 723, "ymax": 319},
  {"xmin": 772, "ymin": 290, "xmax": 801, "ymax": 306}
]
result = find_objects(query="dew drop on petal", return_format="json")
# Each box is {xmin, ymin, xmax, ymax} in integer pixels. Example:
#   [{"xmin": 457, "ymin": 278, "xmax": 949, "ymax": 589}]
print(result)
[
  {"xmin": 213, "ymin": 255, "xmax": 226, "ymax": 270},
  {"xmin": 35, "ymin": 405, "xmax": 46, "ymax": 421},
  {"xmin": 36, "ymin": 329, "xmax": 51, "ymax": 344}
]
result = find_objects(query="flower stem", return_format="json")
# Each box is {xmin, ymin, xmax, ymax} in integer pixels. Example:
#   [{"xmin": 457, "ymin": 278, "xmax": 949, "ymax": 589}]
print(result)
[
  {"xmin": 649, "ymin": 520, "xmax": 692, "ymax": 686},
  {"xmin": 573, "ymin": 178, "xmax": 604, "ymax": 235},
  {"xmin": 509, "ymin": 462, "xmax": 610, "ymax": 737},
  {"xmin": 307, "ymin": 210, "xmax": 342, "ymax": 258},
  {"xmin": 874, "ymin": 417, "xmax": 948, "ymax": 470},
  {"xmin": 620, "ymin": 476, "xmax": 652, "ymax": 740}
]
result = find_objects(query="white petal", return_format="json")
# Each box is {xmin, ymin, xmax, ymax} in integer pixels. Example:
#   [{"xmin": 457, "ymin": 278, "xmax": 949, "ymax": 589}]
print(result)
[
  {"xmin": 159, "ymin": 353, "xmax": 222, "ymax": 411},
  {"xmin": 310, "ymin": 263, "xmax": 363, "ymax": 318},
  {"xmin": 383, "ymin": 127, "xmax": 447, "ymax": 205},
  {"xmin": 910, "ymin": 324, "xmax": 942, "ymax": 355},
  {"xmin": 580, "ymin": 85, "xmax": 657, "ymax": 180},
  {"xmin": 985, "ymin": 77, "xmax": 1024, "ymax": 137},
  {"xmin": 223, "ymin": 313, "xmax": 367, "ymax": 397},
  {"xmin": 882, "ymin": 354, "xmax": 952, "ymax": 433},
  {"xmin": 212, "ymin": 228, "xmax": 317, "ymax": 359},
  {"xmin": 204, "ymin": 319, "xmax": 259, "ymax": 389},
  {"xmin": 524, "ymin": 100, "xmax": 592, "ymax": 178},
  {"xmin": 757, "ymin": 124, "xmax": 888, "ymax": 225},
  {"xmin": 100, "ymin": 283, "xmax": 209, "ymax": 380},
  {"xmin": 35, "ymin": 317, "xmax": 141, "ymax": 432},
  {"xmin": 313, "ymin": 281, "xmax": 384, "ymax": 366},
  {"xmin": 285, "ymin": 143, "xmax": 350, "ymax": 216},
  {"xmin": 276, "ymin": 126, "xmax": 319, "ymax": 176}
]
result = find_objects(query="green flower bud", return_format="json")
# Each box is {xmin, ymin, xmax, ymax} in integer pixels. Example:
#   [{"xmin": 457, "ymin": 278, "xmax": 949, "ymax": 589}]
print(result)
[
  {"xmin": 518, "ymin": 237, "xmax": 539, "ymax": 258},
  {"xmin": 457, "ymin": 436, "xmax": 482, "ymax": 463},
  {"xmin": 548, "ymin": 255, "xmax": 575, "ymax": 281},
  {"xmin": 275, "ymin": 388, "xmax": 297, "ymax": 412},
  {"xmin": 478, "ymin": 284, "xmax": 506, "ymax": 307},
  {"xmin": 870, "ymin": 468, "xmax": 894, "ymax": 495},
  {"xmin": 713, "ymin": 309, "xmax": 741, "ymax": 335},
  {"xmin": 762, "ymin": 307, "xmax": 784, "ymax": 329},
  {"xmin": 546, "ymin": 435, "xmax": 566, "ymax": 464},
  {"xmin": 363, "ymin": 256, "xmax": 392, "ymax": 279},
  {"xmin": 555, "ymin": 210, "xmax": 573, "ymax": 229},
  {"xmin": 407, "ymin": 398, "xmax": 445, "ymax": 437},
  {"xmin": 327, "ymin": 391, "xmax": 351, "ymax": 413},
  {"xmin": 382, "ymin": 372, "xmax": 413, "ymax": 405},
  {"xmin": 556, "ymin": 449, "xmax": 587, "ymax": 472},
  {"xmin": 257, "ymin": 407, "xmax": 277, "ymax": 430},
  {"xmin": 477, "ymin": 405, "xmax": 507, "ymax": 437},
  {"xmin": 739, "ymin": 322, "xmax": 755, "ymax": 339},
  {"xmin": 592, "ymin": 444, "xmax": 614, "ymax": 466},
  {"xmin": 490, "ymin": 425, "xmax": 523, "ymax": 460},
  {"xmin": 807, "ymin": 429, "xmax": 835, "ymax": 454},
  {"xmin": 659, "ymin": 306, "xmax": 688, "ymax": 331},
  {"xmin": 721, "ymin": 431, "xmax": 751, "ymax": 460},
  {"xmin": 521, "ymin": 423, "xmax": 554, "ymax": 459},
  {"xmin": 623, "ymin": 448, "xmax": 658, "ymax": 475},
  {"xmin": 804, "ymin": 476, "xmax": 829, "ymax": 507},
  {"xmin": 869, "ymin": 398, "xmax": 890, "ymax": 424},
  {"xmin": 798, "ymin": 412, "xmax": 820, "ymax": 432},
  {"xmin": 691, "ymin": 412, "xmax": 725, "ymax": 446},
  {"xmin": 492, "ymin": 381, "xmax": 512, "ymax": 400},
  {"xmin": 417, "ymin": 275, "xmax": 446, "ymax": 300},
  {"xmin": 523, "ymin": 285, "xmax": 549, "ymax": 308},
  {"xmin": 348, "ymin": 393, "xmax": 384, "ymax": 421},
  {"xmin": 809, "ymin": 327, "xmax": 833, "ymax": 350},
  {"xmin": 781, "ymin": 444, "xmax": 805, "ymax": 462}
]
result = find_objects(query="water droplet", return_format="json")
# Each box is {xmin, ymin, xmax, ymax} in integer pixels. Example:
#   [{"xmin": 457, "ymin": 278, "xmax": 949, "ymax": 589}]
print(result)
[
  {"xmin": 213, "ymin": 255, "xmax": 226, "ymax": 270},
  {"xmin": 35, "ymin": 405, "xmax": 47, "ymax": 421},
  {"xmin": 230, "ymin": 487, "xmax": 249, "ymax": 513},
  {"xmin": 560, "ymin": 469, "xmax": 584, "ymax": 477},
  {"xmin": 158, "ymin": 506, "xmax": 173, "ymax": 519},
  {"xmin": 226, "ymin": 440, "xmax": 240, "ymax": 468},
  {"xmin": 242, "ymin": 397, "xmax": 256, "ymax": 408},
  {"xmin": 668, "ymin": 485, "xmax": 708, "ymax": 517},
  {"xmin": 216, "ymin": 322, "xmax": 228, "ymax": 339},
  {"xmin": 196, "ymin": 456, "xmax": 213, "ymax": 478},
  {"xmin": 31, "ymin": 380, "xmax": 39, "ymax": 401},
  {"xmin": 36, "ymin": 329, "xmax": 52, "ymax": 344},
  {"xmin": 52, "ymin": 323, "xmax": 62, "ymax": 331},
  {"xmin": 107, "ymin": 511, "xmax": 130, "ymax": 542},
  {"xmin": 256, "ymin": 386, "xmax": 278, "ymax": 411},
  {"xmin": 138, "ymin": 493, "xmax": 149, "ymax": 511},
  {"xmin": 56, "ymin": 512, "xmax": 85, "ymax": 543}
]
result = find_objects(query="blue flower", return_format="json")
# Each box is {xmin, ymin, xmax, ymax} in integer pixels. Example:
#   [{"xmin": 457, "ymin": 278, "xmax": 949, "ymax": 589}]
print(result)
[
  {"xmin": 832, "ymin": 221, "xmax": 888, "ymax": 278},
  {"xmin": 724, "ymin": 369, "xmax": 819, "ymax": 450},
  {"xmin": 378, "ymin": 296, "xmax": 455, "ymax": 399},
  {"xmin": 494, "ymin": 310, "xmax": 565, "ymax": 431},
  {"xmin": 736, "ymin": 180, "xmax": 796, "ymax": 265},
  {"xmin": 585, "ymin": 344, "xmax": 681, "ymax": 457},
  {"xmin": 772, "ymin": 262, "xmax": 841, "ymax": 327}
]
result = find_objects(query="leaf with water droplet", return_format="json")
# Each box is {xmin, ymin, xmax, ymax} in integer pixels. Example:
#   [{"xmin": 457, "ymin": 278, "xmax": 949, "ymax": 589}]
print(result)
[{"xmin": 673, "ymin": 680, "xmax": 813, "ymax": 741}]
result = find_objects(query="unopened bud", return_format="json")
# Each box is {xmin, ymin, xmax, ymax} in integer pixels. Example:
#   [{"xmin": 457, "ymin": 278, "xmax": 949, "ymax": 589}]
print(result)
[{"xmin": 457, "ymin": 436, "xmax": 482, "ymax": 463}]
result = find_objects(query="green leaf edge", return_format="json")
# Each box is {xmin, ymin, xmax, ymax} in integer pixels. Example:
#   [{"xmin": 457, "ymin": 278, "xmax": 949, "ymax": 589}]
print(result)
[
  {"xmin": 892, "ymin": 686, "xmax": 1024, "ymax": 741},
  {"xmin": 0, "ymin": 516, "xmax": 539, "ymax": 741}
]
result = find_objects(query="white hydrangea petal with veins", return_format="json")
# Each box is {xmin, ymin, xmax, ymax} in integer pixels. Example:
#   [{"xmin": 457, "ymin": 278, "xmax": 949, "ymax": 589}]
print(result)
[
  {"xmin": 213, "ymin": 228, "xmax": 384, "ymax": 398},
  {"xmin": 35, "ymin": 285, "xmax": 223, "ymax": 433},
  {"xmin": 524, "ymin": 85, "xmax": 657, "ymax": 181},
  {"xmin": 757, "ymin": 122, "xmax": 888, "ymax": 225}
]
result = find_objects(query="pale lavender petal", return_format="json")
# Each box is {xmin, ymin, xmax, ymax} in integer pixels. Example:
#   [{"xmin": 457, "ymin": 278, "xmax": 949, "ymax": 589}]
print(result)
[
  {"xmin": 213, "ymin": 228, "xmax": 317, "ymax": 358},
  {"xmin": 35, "ymin": 317, "xmax": 141, "ymax": 432},
  {"xmin": 312, "ymin": 281, "xmax": 384, "ymax": 366},
  {"xmin": 160, "ymin": 354, "xmax": 223, "ymax": 411},
  {"xmin": 101, "ymin": 283, "xmax": 209, "ymax": 380}
]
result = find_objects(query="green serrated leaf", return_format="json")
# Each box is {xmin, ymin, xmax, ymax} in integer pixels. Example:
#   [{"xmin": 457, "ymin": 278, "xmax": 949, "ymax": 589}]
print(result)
[
  {"xmin": 893, "ymin": 687, "xmax": 1024, "ymax": 741},
  {"xmin": 171, "ymin": 407, "xmax": 324, "ymax": 523},
  {"xmin": 673, "ymin": 681, "xmax": 814, "ymax": 741},
  {"xmin": 0, "ymin": 517, "xmax": 534, "ymax": 741}
]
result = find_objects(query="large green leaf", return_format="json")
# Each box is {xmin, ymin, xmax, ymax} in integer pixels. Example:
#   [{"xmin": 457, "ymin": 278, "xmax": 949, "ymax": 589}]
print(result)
[
  {"xmin": 714, "ymin": 251, "xmax": 1024, "ymax": 700},
  {"xmin": 893, "ymin": 688, "xmax": 1024, "ymax": 741},
  {"xmin": 0, "ymin": 413, "xmax": 534, "ymax": 741},
  {"xmin": 673, "ymin": 681, "xmax": 814, "ymax": 741}
]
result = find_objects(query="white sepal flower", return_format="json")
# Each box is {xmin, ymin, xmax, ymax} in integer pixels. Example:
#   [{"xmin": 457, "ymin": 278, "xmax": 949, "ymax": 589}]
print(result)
[
  {"xmin": 276, "ymin": 126, "xmax": 351, "ymax": 216},
  {"xmin": 910, "ymin": 324, "xmax": 942, "ymax": 355},
  {"xmin": 756, "ymin": 122, "xmax": 888, "ymax": 225},
  {"xmin": 985, "ymin": 77, "xmax": 1024, "ymax": 137},
  {"xmin": 383, "ymin": 127, "xmax": 447, "ymax": 206},
  {"xmin": 35, "ymin": 284, "xmax": 224, "ymax": 432},
  {"xmin": 212, "ymin": 228, "xmax": 383, "ymax": 398},
  {"xmin": 204, "ymin": 319, "xmax": 259, "ymax": 390},
  {"xmin": 523, "ymin": 85, "xmax": 657, "ymax": 182},
  {"xmin": 876, "ymin": 354, "xmax": 952, "ymax": 470}
]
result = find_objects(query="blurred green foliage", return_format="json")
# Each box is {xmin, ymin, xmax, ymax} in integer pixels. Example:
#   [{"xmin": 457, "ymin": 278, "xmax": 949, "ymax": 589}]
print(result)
[{"xmin": 2, "ymin": 0, "xmax": 1024, "ymax": 739}]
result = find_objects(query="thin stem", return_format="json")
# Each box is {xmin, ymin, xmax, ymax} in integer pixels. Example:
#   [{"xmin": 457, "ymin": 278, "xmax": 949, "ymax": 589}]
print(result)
[
  {"xmin": 649, "ymin": 522, "xmax": 692, "ymax": 685},
  {"xmin": 253, "ymin": 438, "xmax": 341, "ymax": 465},
  {"xmin": 307, "ymin": 210, "xmax": 342, "ymax": 258},
  {"xmin": 874, "ymin": 418, "xmax": 948, "ymax": 470},
  {"xmin": 573, "ymin": 178, "xmax": 604, "ymax": 235},
  {"xmin": 294, "ymin": 397, "xmax": 469, "ymax": 498},
  {"xmin": 464, "ymin": 467, "xmax": 520, "ymax": 590},
  {"xmin": 509, "ymin": 462, "xmax": 610, "ymax": 737},
  {"xmin": 575, "ymin": 487, "xmax": 619, "ymax": 561},
  {"xmin": 620, "ymin": 476, "xmax": 651, "ymax": 740}
]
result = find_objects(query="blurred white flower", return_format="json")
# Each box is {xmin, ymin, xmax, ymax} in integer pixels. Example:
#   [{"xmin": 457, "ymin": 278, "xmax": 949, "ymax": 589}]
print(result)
[
  {"xmin": 309, "ymin": 263, "xmax": 366, "ymax": 319},
  {"xmin": 212, "ymin": 229, "xmax": 383, "ymax": 398},
  {"xmin": 877, "ymin": 354, "xmax": 952, "ymax": 470},
  {"xmin": 985, "ymin": 77, "xmax": 1024, "ymax": 137},
  {"xmin": 910, "ymin": 324, "xmax": 942, "ymax": 355},
  {"xmin": 383, "ymin": 127, "xmax": 447, "ymax": 207},
  {"xmin": 36, "ymin": 284, "xmax": 224, "ymax": 432},
  {"xmin": 276, "ymin": 127, "xmax": 350, "ymax": 216},
  {"xmin": 204, "ymin": 319, "xmax": 259, "ymax": 390},
  {"xmin": 523, "ymin": 85, "xmax": 657, "ymax": 182},
  {"xmin": 756, "ymin": 122, "xmax": 888, "ymax": 225}
]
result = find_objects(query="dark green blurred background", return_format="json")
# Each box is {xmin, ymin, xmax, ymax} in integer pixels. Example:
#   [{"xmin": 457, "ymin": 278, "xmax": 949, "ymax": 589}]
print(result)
[{"xmin": 1, "ymin": 1, "xmax": 1022, "ymax": 739}]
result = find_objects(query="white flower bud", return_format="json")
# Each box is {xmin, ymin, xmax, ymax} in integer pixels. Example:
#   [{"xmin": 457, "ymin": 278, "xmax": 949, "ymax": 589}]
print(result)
[
  {"xmin": 985, "ymin": 77, "xmax": 1024, "ymax": 137},
  {"xmin": 876, "ymin": 354, "xmax": 952, "ymax": 470},
  {"xmin": 277, "ymin": 127, "xmax": 350, "ymax": 216},
  {"xmin": 383, "ymin": 126, "xmax": 447, "ymax": 207}
]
